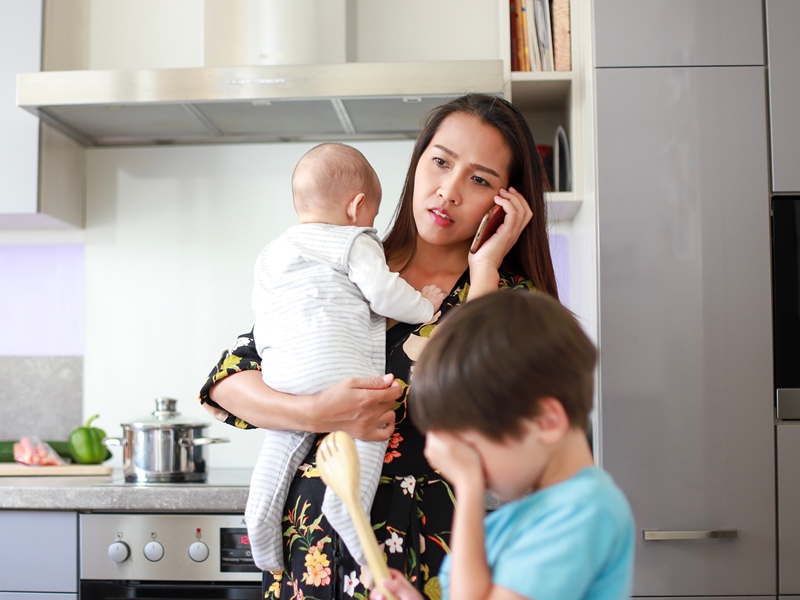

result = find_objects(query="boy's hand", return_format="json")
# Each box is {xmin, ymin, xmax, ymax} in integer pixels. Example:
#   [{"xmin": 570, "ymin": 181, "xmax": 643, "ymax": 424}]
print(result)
[
  {"xmin": 424, "ymin": 431, "xmax": 485, "ymax": 492},
  {"xmin": 421, "ymin": 284, "xmax": 447, "ymax": 313},
  {"xmin": 369, "ymin": 569, "xmax": 423, "ymax": 600}
]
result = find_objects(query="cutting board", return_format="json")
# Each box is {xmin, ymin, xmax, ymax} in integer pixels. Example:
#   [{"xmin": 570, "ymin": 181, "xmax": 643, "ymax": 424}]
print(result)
[{"xmin": 0, "ymin": 464, "xmax": 113, "ymax": 477}]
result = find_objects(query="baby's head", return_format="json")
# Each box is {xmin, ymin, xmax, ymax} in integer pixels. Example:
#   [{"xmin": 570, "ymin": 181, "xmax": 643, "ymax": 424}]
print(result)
[
  {"xmin": 292, "ymin": 143, "xmax": 382, "ymax": 227},
  {"xmin": 411, "ymin": 291, "xmax": 597, "ymax": 441}
]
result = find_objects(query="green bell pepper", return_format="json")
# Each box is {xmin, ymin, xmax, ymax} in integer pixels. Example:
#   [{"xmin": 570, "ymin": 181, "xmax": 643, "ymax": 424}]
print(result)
[{"xmin": 68, "ymin": 414, "xmax": 109, "ymax": 464}]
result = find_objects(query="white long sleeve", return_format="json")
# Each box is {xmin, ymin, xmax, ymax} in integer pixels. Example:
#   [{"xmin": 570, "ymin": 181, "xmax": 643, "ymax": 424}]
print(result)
[{"xmin": 347, "ymin": 233, "xmax": 434, "ymax": 324}]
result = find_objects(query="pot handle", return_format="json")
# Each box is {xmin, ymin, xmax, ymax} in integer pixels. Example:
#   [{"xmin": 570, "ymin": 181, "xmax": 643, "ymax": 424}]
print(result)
[
  {"xmin": 102, "ymin": 437, "xmax": 126, "ymax": 448},
  {"xmin": 180, "ymin": 437, "xmax": 230, "ymax": 447}
]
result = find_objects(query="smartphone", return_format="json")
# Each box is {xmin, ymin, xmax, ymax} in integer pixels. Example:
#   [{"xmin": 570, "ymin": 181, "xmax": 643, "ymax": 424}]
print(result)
[{"xmin": 469, "ymin": 205, "xmax": 505, "ymax": 254}]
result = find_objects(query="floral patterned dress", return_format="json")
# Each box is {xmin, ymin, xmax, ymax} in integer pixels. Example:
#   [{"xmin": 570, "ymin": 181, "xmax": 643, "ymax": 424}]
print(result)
[{"xmin": 199, "ymin": 269, "xmax": 533, "ymax": 600}]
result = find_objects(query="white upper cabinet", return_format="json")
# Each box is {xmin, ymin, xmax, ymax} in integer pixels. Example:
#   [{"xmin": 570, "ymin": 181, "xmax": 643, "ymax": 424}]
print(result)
[
  {"xmin": 0, "ymin": 0, "xmax": 42, "ymax": 219},
  {"xmin": 595, "ymin": 0, "xmax": 764, "ymax": 68},
  {"xmin": 0, "ymin": 0, "xmax": 85, "ymax": 228}
]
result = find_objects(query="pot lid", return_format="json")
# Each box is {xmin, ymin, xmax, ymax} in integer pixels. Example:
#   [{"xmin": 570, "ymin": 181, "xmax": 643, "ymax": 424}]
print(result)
[{"xmin": 124, "ymin": 397, "xmax": 209, "ymax": 429}]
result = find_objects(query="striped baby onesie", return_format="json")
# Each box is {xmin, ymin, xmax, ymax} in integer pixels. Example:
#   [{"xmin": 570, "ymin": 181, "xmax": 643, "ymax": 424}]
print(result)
[{"xmin": 246, "ymin": 223, "xmax": 434, "ymax": 572}]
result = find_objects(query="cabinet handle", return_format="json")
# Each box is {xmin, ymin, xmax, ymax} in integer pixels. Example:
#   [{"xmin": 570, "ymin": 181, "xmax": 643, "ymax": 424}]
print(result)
[{"xmin": 643, "ymin": 529, "xmax": 738, "ymax": 541}]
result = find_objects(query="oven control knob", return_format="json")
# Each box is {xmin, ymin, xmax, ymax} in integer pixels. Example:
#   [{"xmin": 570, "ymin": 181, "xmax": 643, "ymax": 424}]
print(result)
[
  {"xmin": 189, "ymin": 540, "xmax": 210, "ymax": 562},
  {"xmin": 108, "ymin": 541, "xmax": 130, "ymax": 563},
  {"xmin": 144, "ymin": 540, "xmax": 165, "ymax": 562}
]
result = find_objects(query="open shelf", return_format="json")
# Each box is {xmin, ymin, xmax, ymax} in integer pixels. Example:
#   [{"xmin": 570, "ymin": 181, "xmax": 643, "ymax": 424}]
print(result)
[
  {"xmin": 546, "ymin": 192, "xmax": 581, "ymax": 222},
  {"xmin": 509, "ymin": 71, "xmax": 574, "ymax": 109}
]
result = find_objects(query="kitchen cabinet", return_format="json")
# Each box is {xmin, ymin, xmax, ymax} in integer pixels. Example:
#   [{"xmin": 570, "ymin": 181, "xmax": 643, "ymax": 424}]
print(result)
[
  {"xmin": 766, "ymin": 0, "xmax": 800, "ymax": 193},
  {"xmin": 497, "ymin": 0, "xmax": 590, "ymax": 223},
  {"xmin": 594, "ymin": 0, "xmax": 764, "ymax": 68},
  {"xmin": 495, "ymin": 0, "xmax": 596, "ymax": 320},
  {"xmin": 0, "ymin": 510, "xmax": 77, "ymax": 598},
  {"xmin": 0, "ymin": 0, "xmax": 84, "ymax": 229},
  {"xmin": 778, "ymin": 423, "xmax": 800, "ymax": 594},
  {"xmin": 594, "ymin": 4, "xmax": 774, "ymax": 595},
  {"xmin": 10, "ymin": 1, "xmax": 590, "ymax": 229},
  {"xmin": 0, "ymin": 0, "xmax": 42, "ymax": 221}
]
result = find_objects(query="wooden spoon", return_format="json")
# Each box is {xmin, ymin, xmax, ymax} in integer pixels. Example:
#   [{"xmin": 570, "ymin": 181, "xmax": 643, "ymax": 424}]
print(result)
[{"xmin": 317, "ymin": 431, "xmax": 397, "ymax": 600}]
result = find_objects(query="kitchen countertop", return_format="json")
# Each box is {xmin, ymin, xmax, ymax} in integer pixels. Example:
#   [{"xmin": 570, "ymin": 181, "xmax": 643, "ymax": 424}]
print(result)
[
  {"xmin": 0, "ymin": 468, "xmax": 251, "ymax": 512},
  {"xmin": 0, "ymin": 468, "xmax": 506, "ymax": 512}
]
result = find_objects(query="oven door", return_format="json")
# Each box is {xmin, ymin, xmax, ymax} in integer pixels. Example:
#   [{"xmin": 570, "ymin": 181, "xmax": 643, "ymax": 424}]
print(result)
[
  {"xmin": 773, "ymin": 195, "xmax": 800, "ymax": 418},
  {"xmin": 80, "ymin": 514, "xmax": 262, "ymax": 599},
  {"xmin": 80, "ymin": 579, "xmax": 261, "ymax": 599}
]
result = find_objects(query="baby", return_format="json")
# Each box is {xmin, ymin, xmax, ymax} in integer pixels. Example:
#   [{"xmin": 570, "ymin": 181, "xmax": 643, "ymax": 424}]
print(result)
[{"xmin": 246, "ymin": 142, "xmax": 445, "ymax": 572}]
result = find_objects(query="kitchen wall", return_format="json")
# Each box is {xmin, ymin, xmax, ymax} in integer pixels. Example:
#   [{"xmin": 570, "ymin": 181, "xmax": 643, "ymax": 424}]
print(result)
[
  {"xmin": 0, "ymin": 0, "xmax": 569, "ymax": 468},
  {"xmin": 82, "ymin": 140, "xmax": 568, "ymax": 469},
  {"xmin": 83, "ymin": 139, "xmax": 416, "ymax": 469},
  {"xmin": 1, "ymin": 139, "xmax": 569, "ymax": 468},
  {"xmin": 0, "ymin": 242, "xmax": 85, "ymax": 440}
]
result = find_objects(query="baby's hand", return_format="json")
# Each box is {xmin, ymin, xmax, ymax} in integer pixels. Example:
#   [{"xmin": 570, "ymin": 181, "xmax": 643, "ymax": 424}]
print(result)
[{"xmin": 421, "ymin": 285, "xmax": 446, "ymax": 313}]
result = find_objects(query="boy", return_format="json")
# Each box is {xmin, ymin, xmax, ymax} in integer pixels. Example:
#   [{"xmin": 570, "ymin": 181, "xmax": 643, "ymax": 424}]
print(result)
[
  {"xmin": 374, "ymin": 291, "xmax": 634, "ymax": 600},
  {"xmin": 247, "ymin": 142, "xmax": 445, "ymax": 572}
]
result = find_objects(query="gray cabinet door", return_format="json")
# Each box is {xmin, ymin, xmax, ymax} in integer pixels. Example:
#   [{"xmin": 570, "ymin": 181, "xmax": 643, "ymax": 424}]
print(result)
[
  {"xmin": 596, "ymin": 66, "xmax": 774, "ymax": 596},
  {"xmin": 594, "ymin": 0, "xmax": 763, "ymax": 67},
  {"xmin": 0, "ymin": 595, "xmax": 77, "ymax": 599},
  {"xmin": 777, "ymin": 423, "xmax": 800, "ymax": 594},
  {"xmin": 766, "ymin": 0, "xmax": 800, "ymax": 192},
  {"xmin": 0, "ymin": 511, "xmax": 77, "ymax": 593}
]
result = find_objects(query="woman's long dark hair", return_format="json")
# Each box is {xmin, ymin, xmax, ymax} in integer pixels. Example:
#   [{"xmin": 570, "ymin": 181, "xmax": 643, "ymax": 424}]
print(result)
[{"xmin": 382, "ymin": 93, "xmax": 558, "ymax": 299}]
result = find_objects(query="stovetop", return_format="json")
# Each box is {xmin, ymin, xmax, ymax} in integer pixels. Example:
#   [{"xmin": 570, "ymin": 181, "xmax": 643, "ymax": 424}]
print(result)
[{"xmin": 94, "ymin": 468, "xmax": 253, "ymax": 488}]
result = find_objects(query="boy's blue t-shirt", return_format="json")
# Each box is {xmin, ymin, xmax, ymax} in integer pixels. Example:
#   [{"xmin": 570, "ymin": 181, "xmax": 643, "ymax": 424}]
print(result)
[{"xmin": 439, "ymin": 467, "xmax": 635, "ymax": 600}]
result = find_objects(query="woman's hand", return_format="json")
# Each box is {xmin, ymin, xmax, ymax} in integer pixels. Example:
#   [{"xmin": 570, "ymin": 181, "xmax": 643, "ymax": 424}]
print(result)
[
  {"xmin": 467, "ymin": 187, "xmax": 533, "ymax": 300},
  {"xmin": 209, "ymin": 370, "xmax": 400, "ymax": 441},
  {"xmin": 424, "ymin": 431, "xmax": 485, "ymax": 493},
  {"xmin": 370, "ymin": 569, "xmax": 424, "ymax": 600},
  {"xmin": 315, "ymin": 374, "xmax": 400, "ymax": 441}
]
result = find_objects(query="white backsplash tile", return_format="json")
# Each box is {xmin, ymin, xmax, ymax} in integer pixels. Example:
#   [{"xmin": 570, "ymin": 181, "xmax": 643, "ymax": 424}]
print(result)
[{"xmin": 0, "ymin": 356, "xmax": 82, "ymax": 441}]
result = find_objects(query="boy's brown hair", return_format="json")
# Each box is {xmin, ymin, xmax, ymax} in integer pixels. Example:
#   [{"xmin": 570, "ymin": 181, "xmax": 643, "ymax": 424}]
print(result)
[{"xmin": 410, "ymin": 291, "xmax": 597, "ymax": 441}]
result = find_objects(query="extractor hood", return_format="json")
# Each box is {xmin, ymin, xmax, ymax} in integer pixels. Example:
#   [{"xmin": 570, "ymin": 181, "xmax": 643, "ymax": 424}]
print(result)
[{"xmin": 16, "ymin": 60, "xmax": 504, "ymax": 147}]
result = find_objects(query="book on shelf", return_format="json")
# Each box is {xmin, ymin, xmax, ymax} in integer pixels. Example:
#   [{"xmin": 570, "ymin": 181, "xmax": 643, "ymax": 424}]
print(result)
[
  {"xmin": 534, "ymin": 0, "xmax": 554, "ymax": 71},
  {"xmin": 510, "ymin": 0, "xmax": 569, "ymax": 72},
  {"xmin": 509, "ymin": 0, "xmax": 519, "ymax": 71},
  {"xmin": 511, "ymin": 0, "xmax": 532, "ymax": 72},
  {"xmin": 552, "ymin": 0, "xmax": 571, "ymax": 71},
  {"xmin": 524, "ymin": 0, "xmax": 541, "ymax": 71},
  {"xmin": 518, "ymin": 0, "xmax": 531, "ymax": 72}
]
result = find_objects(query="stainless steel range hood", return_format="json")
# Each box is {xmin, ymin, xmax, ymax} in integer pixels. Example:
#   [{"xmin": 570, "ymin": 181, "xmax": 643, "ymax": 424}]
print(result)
[{"xmin": 16, "ymin": 60, "xmax": 504, "ymax": 147}]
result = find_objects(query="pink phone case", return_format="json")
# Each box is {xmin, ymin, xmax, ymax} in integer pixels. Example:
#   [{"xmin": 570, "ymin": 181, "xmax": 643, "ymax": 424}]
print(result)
[{"xmin": 469, "ymin": 205, "xmax": 505, "ymax": 253}]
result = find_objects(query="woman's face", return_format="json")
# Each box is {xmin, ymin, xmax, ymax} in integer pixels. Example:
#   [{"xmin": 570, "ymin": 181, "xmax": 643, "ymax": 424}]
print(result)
[{"xmin": 412, "ymin": 112, "xmax": 512, "ymax": 251}]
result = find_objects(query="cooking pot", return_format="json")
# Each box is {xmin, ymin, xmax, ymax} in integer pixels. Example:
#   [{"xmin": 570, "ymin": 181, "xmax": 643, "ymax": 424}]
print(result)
[{"xmin": 104, "ymin": 397, "xmax": 229, "ymax": 483}]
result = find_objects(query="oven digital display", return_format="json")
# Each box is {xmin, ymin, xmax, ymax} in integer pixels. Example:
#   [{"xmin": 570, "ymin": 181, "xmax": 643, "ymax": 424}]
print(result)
[{"xmin": 220, "ymin": 527, "xmax": 259, "ymax": 573}]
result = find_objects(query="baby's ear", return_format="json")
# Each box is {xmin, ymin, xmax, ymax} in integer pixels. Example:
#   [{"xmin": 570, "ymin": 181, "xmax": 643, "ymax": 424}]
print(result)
[
  {"xmin": 346, "ymin": 193, "xmax": 366, "ymax": 223},
  {"xmin": 533, "ymin": 397, "xmax": 569, "ymax": 441}
]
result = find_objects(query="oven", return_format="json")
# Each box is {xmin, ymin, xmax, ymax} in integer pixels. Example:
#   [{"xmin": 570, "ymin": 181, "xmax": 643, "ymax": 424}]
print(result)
[
  {"xmin": 79, "ymin": 513, "xmax": 262, "ymax": 599},
  {"xmin": 772, "ymin": 195, "xmax": 800, "ymax": 417}
]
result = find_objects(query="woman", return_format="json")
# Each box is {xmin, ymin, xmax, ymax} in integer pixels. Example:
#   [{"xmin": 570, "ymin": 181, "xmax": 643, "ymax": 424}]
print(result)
[{"xmin": 199, "ymin": 93, "xmax": 558, "ymax": 599}]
